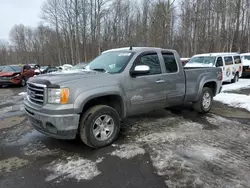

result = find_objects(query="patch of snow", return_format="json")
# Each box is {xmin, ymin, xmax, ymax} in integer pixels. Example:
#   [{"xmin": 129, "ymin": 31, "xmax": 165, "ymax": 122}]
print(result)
[
  {"xmin": 214, "ymin": 93, "xmax": 250, "ymax": 112},
  {"xmin": 45, "ymin": 156, "xmax": 103, "ymax": 182},
  {"xmin": 18, "ymin": 92, "xmax": 27, "ymax": 96},
  {"xmin": 222, "ymin": 79, "xmax": 250, "ymax": 92},
  {"xmin": 110, "ymin": 144, "xmax": 145, "ymax": 159},
  {"xmin": 206, "ymin": 114, "xmax": 239, "ymax": 126},
  {"xmin": 23, "ymin": 142, "xmax": 60, "ymax": 157}
]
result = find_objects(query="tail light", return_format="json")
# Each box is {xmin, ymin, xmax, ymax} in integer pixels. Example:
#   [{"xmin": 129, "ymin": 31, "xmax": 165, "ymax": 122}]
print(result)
[{"xmin": 218, "ymin": 71, "xmax": 223, "ymax": 81}]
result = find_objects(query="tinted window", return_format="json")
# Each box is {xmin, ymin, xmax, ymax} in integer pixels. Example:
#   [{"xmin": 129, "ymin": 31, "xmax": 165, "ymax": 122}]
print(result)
[
  {"xmin": 162, "ymin": 53, "xmax": 178, "ymax": 73},
  {"xmin": 133, "ymin": 53, "xmax": 161, "ymax": 75},
  {"xmin": 233, "ymin": 56, "xmax": 241, "ymax": 64},
  {"xmin": 242, "ymin": 55, "xmax": 250, "ymax": 60},
  {"xmin": 216, "ymin": 57, "xmax": 223, "ymax": 67},
  {"xmin": 23, "ymin": 65, "xmax": 31, "ymax": 70},
  {"xmin": 224, "ymin": 56, "xmax": 233, "ymax": 65}
]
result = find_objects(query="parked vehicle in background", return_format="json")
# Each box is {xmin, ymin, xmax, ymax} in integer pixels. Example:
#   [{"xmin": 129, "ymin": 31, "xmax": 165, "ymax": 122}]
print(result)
[
  {"xmin": 180, "ymin": 58, "xmax": 190, "ymax": 66},
  {"xmin": 40, "ymin": 66, "xmax": 59, "ymax": 74},
  {"xmin": 24, "ymin": 47, "xmax": 222, "ymax": 148},
  {"xmin": 0, "ymin": 64, "xmax": 34, "ymax": 87},
  {"xmin": 58, "ymin": 64, "xmax": 73, "ymax": 71},
  {"xmin": 185, "ymin": 53, "xmax": 242, "ymax": 83},
  {"xmin": 240, "ymin": 53, "xmax": 250, "ymax": 77}
]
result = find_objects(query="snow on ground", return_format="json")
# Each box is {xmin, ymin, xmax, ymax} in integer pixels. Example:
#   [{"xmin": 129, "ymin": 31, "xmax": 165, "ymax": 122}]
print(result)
[
  {"xmin": 110, "ymin": 144, "xmax": 145, "ymax": 159},
  {"xmin": 44, "ymin": 156, "xmax": 103, "ymax": 182},
  {"xmin": 222, "ymin": 79, "xmax": 250, "ymax": 92},
  {"xmin": 214, "ymin": 79, "xmax": 250, "ymax": 112},
  {"xmin": 18, "ymin": 92, "xmax": 27, "ymax": 96},
  {"xmin": 214, "ymin": 93, "xmax": 250, "ymax": 112}
]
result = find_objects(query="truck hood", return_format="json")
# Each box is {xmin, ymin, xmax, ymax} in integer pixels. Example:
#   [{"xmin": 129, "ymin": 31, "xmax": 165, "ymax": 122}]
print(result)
[
  {"xmin": 28, "ymin": 70, "xmax": 107, "ymax": 85},
  {"xmin": 0, "ymin": 72, "xmax": 17, "ymax": 77}
]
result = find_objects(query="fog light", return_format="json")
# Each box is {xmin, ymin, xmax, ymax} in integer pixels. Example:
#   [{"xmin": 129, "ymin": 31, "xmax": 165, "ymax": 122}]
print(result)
[{"xmin": 46, "ymin": 123, "xmax": 57, "ymax": 134}]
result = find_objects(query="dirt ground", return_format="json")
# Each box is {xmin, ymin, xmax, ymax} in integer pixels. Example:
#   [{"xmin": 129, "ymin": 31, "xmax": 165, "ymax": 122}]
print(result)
[{"xmin": 0, "ymin": 85, "xmax": 250, "ymax": 188}]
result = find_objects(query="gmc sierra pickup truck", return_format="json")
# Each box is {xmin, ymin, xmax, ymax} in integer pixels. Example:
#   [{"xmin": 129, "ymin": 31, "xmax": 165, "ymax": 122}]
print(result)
[{"xmin": 24, "ymin": 47, "xmax": 222, "ymax": 148}]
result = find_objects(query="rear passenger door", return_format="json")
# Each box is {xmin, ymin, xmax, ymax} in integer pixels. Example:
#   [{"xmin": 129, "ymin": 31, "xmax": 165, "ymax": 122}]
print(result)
[
  {"xmin": 160, "ymin": 52, "xmax": 186, "ymax": 107},
  {"xmin": 223, "ymin": 56, "xmax": 234, "ymax": 81},
  {"xmin": 126, "ymin": 51, "xmax": 166, "ymax": 115}
]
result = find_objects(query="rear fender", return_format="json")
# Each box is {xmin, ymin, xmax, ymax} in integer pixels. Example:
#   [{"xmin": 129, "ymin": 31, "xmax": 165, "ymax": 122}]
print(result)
[{"xmin": 195, "ymin": 78, "xmax": 218, "ymax": 102}]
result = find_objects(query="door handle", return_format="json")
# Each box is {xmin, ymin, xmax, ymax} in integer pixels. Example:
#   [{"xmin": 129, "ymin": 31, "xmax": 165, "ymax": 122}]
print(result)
[{"xmin": 156, "ymin": 79, "xmax": 165, "ymax": 83}]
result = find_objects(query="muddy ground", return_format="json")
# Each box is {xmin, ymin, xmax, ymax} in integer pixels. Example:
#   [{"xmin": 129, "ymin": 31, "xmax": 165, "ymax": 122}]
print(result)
[{"xmin": 0, "ymin": 85, "xmax": 250, "ymax": 188}]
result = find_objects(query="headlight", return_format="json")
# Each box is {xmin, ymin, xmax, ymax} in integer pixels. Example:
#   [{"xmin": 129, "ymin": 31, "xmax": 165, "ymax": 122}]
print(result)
[{"xmin": 48, "ymin": 88, "xmax": 69, "ymax": 104}]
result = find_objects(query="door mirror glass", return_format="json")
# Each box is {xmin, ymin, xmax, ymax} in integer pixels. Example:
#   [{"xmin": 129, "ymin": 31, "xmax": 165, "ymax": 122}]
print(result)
[{"xmin": 130, "ymin": 65, "xmax": 150, "ymax": 76}]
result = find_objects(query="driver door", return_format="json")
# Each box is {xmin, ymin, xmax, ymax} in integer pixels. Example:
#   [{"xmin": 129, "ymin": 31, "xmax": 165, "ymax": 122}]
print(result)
[{"xmin": 125, "ymin": 51, "xmax": 166, "ymax": 115}]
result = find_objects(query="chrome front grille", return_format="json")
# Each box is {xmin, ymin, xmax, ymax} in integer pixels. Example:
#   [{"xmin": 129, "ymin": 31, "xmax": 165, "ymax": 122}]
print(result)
[{"xmin": 27, "ymin": 83, "xmax": 45, "ymax": 105}]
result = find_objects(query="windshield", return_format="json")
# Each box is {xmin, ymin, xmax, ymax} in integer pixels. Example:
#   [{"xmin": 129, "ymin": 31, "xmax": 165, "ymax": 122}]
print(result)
[
  {"xmin": 1, "ymin": 66, "xmax": 22, "ymax": 72},
  {"xmin": 242, "ymin": 55, "xmax": 250, "ymax": 61},
  {"xmin": 188, "ymin": 56, "xmax": 216, "ymax": 65},
  {"xmin": 0, "ymin": 66, "xmax": 4, "ymax": 72},
  {"xmin": 85, "ymin": 51, "xmax": 135, "ymax": 73}
]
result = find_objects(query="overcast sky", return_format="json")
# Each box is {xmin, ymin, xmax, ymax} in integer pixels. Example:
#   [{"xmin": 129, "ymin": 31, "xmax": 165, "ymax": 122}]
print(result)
[{"xmin": 0, "ymin": 0, "xmax": 44, "ymax": 41}]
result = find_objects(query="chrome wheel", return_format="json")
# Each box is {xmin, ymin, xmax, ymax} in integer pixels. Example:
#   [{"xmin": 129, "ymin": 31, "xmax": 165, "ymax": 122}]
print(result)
[
  {"xmin": 202, "ymin": 92, "xmax": 211, "ymax": 110},
  {"xmin": 92, "ymin": 115, "xmax": 114, "ymax": 141}
]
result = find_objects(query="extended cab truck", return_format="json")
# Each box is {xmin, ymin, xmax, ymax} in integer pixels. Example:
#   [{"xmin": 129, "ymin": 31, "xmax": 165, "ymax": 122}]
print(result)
[{"xmin": 24, "ymin": 47, "xmax": 222, "ymax": 148}]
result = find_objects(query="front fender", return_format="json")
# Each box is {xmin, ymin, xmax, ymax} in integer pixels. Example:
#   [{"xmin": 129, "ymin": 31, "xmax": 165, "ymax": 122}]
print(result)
[{"xmin": 73, "ymin": 86, "xmax": 127, "ymax": 117}]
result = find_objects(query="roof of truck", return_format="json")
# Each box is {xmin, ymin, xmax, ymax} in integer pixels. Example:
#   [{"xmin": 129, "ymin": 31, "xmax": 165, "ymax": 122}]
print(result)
[
  {"xmin": 241, "ymin": 53, "xmax": 250, "ymax": 56},
  {"xmin": 193, "ymin": 52, "xmax": 239, "ymax": 57},
  {"xmin": 102, "ymin": 47, "xmax": 176, "ymax": 54}
]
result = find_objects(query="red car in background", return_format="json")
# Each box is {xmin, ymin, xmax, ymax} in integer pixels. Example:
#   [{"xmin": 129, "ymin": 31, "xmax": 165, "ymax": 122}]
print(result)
[{"xmin": 0, "ymin": 64, "xmax": 35, "ymax": 87}]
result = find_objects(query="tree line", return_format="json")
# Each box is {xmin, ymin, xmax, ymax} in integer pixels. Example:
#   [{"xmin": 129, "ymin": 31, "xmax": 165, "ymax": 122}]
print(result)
[{"xmin": 0, "ymin": 0, "xmax": 249, "ymax": 66}]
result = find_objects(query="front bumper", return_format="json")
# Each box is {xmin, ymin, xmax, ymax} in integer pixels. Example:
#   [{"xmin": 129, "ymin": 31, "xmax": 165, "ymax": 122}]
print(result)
[{"xmin": 24, "ymin": 100, "xmax": 80, "ymax": 139}]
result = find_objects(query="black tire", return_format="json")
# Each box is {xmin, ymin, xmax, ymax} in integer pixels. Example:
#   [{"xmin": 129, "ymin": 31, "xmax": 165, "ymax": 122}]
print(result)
[
  {"xmin": 231, "ymin": 73, "xmax": 239, "ymax": 83},
  {"xmin": 20, "ymin": 77, "xmax": 26, "ymax": 87},
  {"xmin": 79, "ymin": 105, "xmax": 120, "ymax": 148},
  {"xmin": 193, "ymin": 87, "xmax": 213, "ymax": 114}
]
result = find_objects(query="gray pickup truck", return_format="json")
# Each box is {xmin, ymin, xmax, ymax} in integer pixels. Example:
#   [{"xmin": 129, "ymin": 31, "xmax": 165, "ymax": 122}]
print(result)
[{"xmin": 24, "ymin": 47, "xmax": 222, "ymax": 148}]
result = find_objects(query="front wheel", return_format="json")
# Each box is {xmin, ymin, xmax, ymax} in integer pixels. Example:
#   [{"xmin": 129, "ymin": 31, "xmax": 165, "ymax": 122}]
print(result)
[
  {"xmin": 20, "ymin": 77, "xmax": 26, "ymax": 87},
  {"xmin": 193, "ymin": 87, "xmax": 213, "ymax": 114},
  {"xmin": 79, "ymin": 105, "xmax": 120, "ymax": 148}
]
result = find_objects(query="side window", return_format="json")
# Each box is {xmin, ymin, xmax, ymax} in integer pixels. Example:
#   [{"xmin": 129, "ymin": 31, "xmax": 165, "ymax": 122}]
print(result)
[
  {"xmin": 216, "ymin": 57, "xmax": 223, "ymax": 67},
  {"xmin": 162, "ymin": 52, "xmax": 178, "ymax": 73},
  {"xmin": 233, "ymin": 56, "xmax": 241, "ymax": 64},
  {"xmin": 133, "ymin": 53, "xmax": 161, "ymax": 75},
  {"xmin": 224, "ymin": 56, "xmax": 233, "ymax": 66}
]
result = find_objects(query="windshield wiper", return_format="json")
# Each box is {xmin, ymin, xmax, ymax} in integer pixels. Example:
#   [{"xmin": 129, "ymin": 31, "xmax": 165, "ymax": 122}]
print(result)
[{"xmin": 92, "ymin": 68, "xmax": 107, "ymax": 73}]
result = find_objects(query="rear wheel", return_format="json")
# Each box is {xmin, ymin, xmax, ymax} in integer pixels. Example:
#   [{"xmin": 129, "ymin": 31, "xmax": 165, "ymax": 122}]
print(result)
[
  {"xmin": 193, "ymin": 87, "xmax": 213, "ymax": 114},
  {"xmin": 79, "ymin": 105, "xmax": 120, "ymax": 148}
]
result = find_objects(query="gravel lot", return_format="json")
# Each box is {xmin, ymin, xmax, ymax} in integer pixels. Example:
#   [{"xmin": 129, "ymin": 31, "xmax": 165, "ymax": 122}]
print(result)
[{"xmin": 1, "ymin": 81, "xmax": 250, "ymax": 188}]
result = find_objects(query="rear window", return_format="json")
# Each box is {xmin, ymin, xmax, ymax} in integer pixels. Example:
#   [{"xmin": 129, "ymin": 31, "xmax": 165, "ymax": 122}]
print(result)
[
  {"xmin": 162, "ymin": 52, "xmax": 178, "ymax": 73},
  {"xmin": 224, "ymin": 56, "xmax": 233, "ymax": 65},
  {"xmin": 233, "ymin": 56, "xmax": 241, "ymax": 64}
]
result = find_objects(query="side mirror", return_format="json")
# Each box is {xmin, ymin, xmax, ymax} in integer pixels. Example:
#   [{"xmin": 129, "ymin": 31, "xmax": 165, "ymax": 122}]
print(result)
[{"xmin": 130, "ymin": 65, "xmax": 150, "ymax": 76}]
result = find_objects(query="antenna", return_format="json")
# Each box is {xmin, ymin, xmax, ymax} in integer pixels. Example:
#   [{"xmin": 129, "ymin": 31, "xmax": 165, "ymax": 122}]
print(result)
[{"xmin": 129, "ymin": 45, "xmax": 133, "ymax": 50}]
